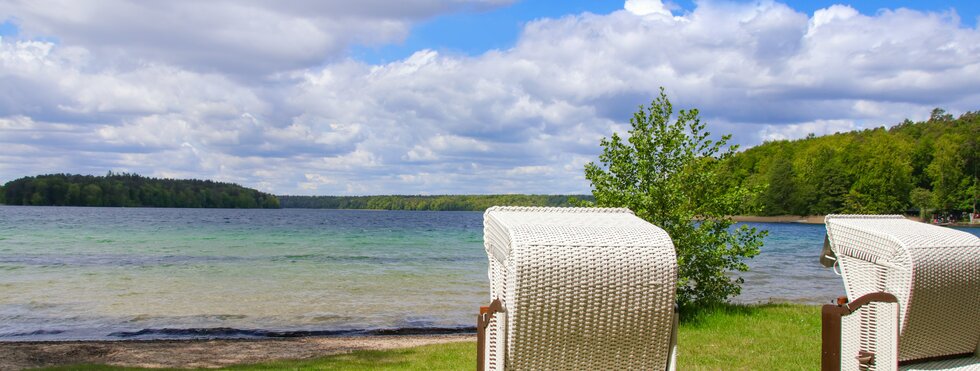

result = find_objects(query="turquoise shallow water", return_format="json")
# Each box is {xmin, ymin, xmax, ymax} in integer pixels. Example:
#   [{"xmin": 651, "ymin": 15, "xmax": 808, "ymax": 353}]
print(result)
[{"xmin": 0, "ymin": 206, "xmax": 976, "ymax": 341}]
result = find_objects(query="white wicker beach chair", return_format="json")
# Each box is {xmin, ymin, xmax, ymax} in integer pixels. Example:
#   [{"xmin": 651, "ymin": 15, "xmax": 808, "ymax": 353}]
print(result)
[
  {"xmin": 820, "ymin": 215, "xmax": 980, "ymax": 371},
  {"xmin": 477, "ymin": 206, "xmax": 679, "ymax": 370}
]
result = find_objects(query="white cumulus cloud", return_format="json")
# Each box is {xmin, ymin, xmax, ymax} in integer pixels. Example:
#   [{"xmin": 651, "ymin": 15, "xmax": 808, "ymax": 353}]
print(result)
[
  {"xmin": 624, "ymin": 0, "xmax": 672, "ymax": 17},
  {"xmin": 1, "ymin": 1, "xmax": 978, "ymax": 195}
]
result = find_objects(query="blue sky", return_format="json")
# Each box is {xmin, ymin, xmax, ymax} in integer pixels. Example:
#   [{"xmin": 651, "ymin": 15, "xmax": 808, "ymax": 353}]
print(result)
[
  {"xmin": 0, "ymin": 19, "xmax": 16, "ymax": 36},
  {"xmin": 1, "ymin": 0, "xmax": 978, "ymax": 195},
  {"xmin": 353, "ymin": 1, "xmax": 980, "ymax": 64}
]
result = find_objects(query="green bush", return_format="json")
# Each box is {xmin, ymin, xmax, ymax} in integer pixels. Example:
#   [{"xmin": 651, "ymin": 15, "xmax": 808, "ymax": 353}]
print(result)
[{"xmin": 584, "ymin": 88, "xmax": 767, "ymax": 309}]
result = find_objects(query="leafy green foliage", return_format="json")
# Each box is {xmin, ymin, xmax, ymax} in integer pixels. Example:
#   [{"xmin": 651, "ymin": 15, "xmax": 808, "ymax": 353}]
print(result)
[
  {"xmin": 584, "ymin": 88, "xmax": 766, "ymax": 308},
  {"xmin": 278, "ymin": 194, "xmax": 591, "ymax": 211},
  {"xmin": 910, "ymin": 188, "xmax": 933, "ymax": 219},
  {"xmin": 0, "ymin": 173, "xmax": 280, "ymax": 208},
  {"xmin": 928, "ymin": 133, "xmax": 967, "ymax": 210},
  {"xmin": 725, "ymin": 110, "xmax": 979, "ymax": 215},
  {"xmin": 763, "ymin": 150, "xmax": 796, "ymax": 215},
  {"xmin": 842, "ymin": 131, "xmax": 913, "ymax": 213}
]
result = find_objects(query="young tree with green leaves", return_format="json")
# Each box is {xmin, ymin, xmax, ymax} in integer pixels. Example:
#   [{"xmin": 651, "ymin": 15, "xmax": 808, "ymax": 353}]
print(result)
[
  {"xmin": 764, "ymin": 150, "xmax": 796, "ymax": 215},
  {"xmin": 910, "ymin": 187, "xmax": 933, "ymax": 220},
  {"xmin": 842, "ymin": 131, "xmax": 913, "ymax": 213},
  {"xmin": 584, "ymin": 88, "xmax": 767, "ymax": 309},
  {"xmin": 928, "ymin": 134, "xmax": 966, "ymax": 211}
]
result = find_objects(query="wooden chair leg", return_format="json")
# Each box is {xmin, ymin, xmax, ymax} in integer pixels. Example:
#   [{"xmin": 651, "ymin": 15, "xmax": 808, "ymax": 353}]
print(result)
[
  {"xmin": 822, "ymin": 302, "xmax": 846, "ymax": 371},
  {"xmin": 477, "ymin": 300, "xmax": 503, "ymax": 371},
  {"xmin": 477, "ymin": 306, "xmax": 489, "ymax": 371},
  {"xmin": 822, "ymin": 293, "xmax": 898, "ymax": 371}
]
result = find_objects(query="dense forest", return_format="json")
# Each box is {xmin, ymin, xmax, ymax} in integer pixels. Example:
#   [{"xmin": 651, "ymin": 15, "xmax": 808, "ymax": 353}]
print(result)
[
  {"xmin": 0, "ymin": 173, "xmax": 280, "ymax": 208},
  {"xmin": 278, "ymin": 194, "xmax": 592, "ymax": 211},
  {"xmin": 724, "ymin": 109, "xmax": 978, "ymax": 216}
]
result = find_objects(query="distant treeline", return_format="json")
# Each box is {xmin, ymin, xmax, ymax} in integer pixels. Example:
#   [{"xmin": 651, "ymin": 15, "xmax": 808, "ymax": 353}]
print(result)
[
  {"xmin": 725, "ymin": 109, "xmax": 978, "ymax": 216},
  {"xmin": 278, "ymin": 194, "xmax": 593, "ymax": 211},
  {"xmin": 0, "ymin": 173, "xmax": 280, "ymax": 208}
]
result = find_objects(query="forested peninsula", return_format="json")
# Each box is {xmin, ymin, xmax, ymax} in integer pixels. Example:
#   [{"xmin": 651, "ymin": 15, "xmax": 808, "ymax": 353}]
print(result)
[
  {"xmin": 724, "ymin": 109, "xmax": 978, "ymax": 216},
  {"xmin": 0, "ymin": 174, "xmax": 585, "ymax": 211},
  {"xmin": 0, "ymin": 173, "xmax": 280, "ymax": 208},
  {"xmin": 278, "ymin": 194, "xmax": 590, "ymax": 211}
]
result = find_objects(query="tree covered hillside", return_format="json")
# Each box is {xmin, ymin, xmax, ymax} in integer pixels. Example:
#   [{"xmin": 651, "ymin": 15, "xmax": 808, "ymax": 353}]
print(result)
[
  {"xmin": 725, "ymin": 109, "xmax": 978, "ymax": 216},
  {"xmin": 0, "ymin": 173, "xmax": 280, "ymax": 208}
]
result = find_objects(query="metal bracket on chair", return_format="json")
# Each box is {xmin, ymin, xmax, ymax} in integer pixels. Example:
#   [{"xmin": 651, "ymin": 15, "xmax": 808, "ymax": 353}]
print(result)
[
  {"xmin": 857, "ymin": 350, "xmax": 875, "ymax": 365},
  {"xmin": 481, "ymin": 299, "xmax": 504, "ymax": 329}
]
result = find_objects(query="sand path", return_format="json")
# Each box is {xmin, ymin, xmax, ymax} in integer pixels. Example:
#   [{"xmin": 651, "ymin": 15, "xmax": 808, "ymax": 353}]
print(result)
[{"xmin": 0, "ymin": 334, "xmax": 474, "ymax": 370}]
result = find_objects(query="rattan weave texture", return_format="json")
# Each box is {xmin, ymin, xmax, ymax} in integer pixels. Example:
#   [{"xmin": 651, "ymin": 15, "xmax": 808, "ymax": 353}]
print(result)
[
  {"xmin": 899, "ymin": 357, "xmax": 980, "ymax": 371},
  {"xmin": 825, "ymin": 215, "xmax": 980, "ymax": 370},
  {"xmin": 482, "ymin": 206, "xmax": 678, "ymax": 370}
]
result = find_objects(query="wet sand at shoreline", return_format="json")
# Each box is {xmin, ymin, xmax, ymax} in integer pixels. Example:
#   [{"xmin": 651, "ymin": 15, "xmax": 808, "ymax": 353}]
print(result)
[{"xmin": 0, "ymin": 334, "xmax": 474, "ymax": 370}]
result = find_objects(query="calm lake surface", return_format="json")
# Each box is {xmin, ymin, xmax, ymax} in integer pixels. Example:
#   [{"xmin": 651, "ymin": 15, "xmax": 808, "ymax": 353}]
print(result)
[{"xmin": 1, "ymin": 206, "xmax": 977, "ymax": 341}]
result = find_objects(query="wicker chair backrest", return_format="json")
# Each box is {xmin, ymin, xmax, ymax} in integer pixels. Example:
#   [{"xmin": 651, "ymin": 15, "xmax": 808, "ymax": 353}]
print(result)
[
  {"xmin": 825, "ymin": 215, "xmax": 980, "ymax": 362},
  {"xmin": 483, "ymin": 206, "xmax": 678, "ymax": 370}
]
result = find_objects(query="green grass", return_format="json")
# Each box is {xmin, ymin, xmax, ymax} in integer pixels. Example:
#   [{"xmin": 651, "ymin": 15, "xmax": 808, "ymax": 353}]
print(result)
[
  {"xmin": 38, "ymin": 304, "xmax": 820, "ymax": 371},
  {"xmin": 217, "ymin": 341, "xmax": 475, "ymax": 371},
  {"xmin": 677, "ymin": 304, "xmax": 820, "ymax": 370}
]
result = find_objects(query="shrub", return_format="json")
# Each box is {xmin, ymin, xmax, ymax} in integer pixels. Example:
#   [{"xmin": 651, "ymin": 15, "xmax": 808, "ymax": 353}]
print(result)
[{"xmin": 584, "ymin": 88, "xmax": 767, "ymax": 308}]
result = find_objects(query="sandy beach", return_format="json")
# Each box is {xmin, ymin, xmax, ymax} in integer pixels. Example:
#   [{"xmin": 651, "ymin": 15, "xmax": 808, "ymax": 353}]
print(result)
[{"xmin": 0, "ymin": 334, "xmax": 474, "ymax": 370}]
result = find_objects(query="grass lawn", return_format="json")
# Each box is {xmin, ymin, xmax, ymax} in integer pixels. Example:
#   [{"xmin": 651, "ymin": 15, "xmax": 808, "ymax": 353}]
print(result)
[
  {"xmin": 677, "ymin": 304, "xmax": 820, "ymax": 370},
  {"xmin": 38, "ymin": 304, "xmax": 820, "ymax": 370}
]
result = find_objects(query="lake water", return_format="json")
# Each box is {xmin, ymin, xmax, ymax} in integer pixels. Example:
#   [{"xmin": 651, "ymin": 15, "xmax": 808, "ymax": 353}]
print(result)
[{"xmin": 1, "ymin": 206, "xmax": 976, "ymax": 341}]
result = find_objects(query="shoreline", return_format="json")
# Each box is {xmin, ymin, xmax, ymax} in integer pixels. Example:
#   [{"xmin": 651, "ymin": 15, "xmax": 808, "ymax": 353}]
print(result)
[
  {"xmin": 731, "ymin": 215, "xmax": 979, "ymax": 228},
  {"xmin": 731, "ymin": 215, "xmax": 827, "ymax": 224},
  {"xmin": 0, "ymin": 334, "xmax": 473, "ymax": 370},
  {"xmin": 0, "ymin": 325, "xmax": 476, "ymax": 343}
]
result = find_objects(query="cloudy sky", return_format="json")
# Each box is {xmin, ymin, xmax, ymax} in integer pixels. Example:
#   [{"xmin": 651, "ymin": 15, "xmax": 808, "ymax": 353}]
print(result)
[{"xmin": 1, "ymin": 0, "xmax": 978, "ymax": 195}]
